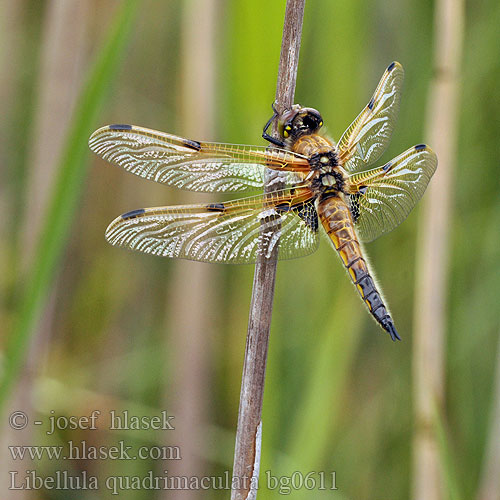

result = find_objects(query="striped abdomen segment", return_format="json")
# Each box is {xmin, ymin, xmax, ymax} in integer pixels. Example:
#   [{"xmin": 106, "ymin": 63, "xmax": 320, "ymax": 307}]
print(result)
[{"xmin": 317, "ymin": 195, "xmax": 401, "ymax": 341}]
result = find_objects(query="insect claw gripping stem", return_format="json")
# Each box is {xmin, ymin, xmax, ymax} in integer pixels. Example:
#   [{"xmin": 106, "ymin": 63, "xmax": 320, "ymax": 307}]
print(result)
[{"xmin": 262, "ymin": 101, "xmax": 285, "ymax": 147}]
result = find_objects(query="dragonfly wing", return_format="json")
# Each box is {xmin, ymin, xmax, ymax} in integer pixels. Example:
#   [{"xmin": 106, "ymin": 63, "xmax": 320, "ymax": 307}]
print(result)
[
  {"xmin": 105, "ymin": 187, "xmax": 319, "ymax": 263},
  {"xmin": 338, "ymin": 62, "xmax": 404, "ymax": 173},
  {"xmin": 89, "ymin": 125, "xmax": 309, "ymax": 193},
  {"xmin": 346, "ymin": 144, "xmax": 437, "ymax": 242}
]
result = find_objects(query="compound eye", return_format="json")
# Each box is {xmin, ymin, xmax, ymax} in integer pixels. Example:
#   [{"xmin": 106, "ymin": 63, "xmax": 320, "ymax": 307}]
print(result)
[{"xmin": 303, "ymin": 114, "xmax": 319, "ymax": 131}]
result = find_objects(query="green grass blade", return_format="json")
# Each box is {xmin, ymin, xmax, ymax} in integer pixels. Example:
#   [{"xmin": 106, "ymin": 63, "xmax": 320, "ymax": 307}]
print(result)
[{"xmin": 0, "ymin": 0, "xmax": 140, "ymax": 413}]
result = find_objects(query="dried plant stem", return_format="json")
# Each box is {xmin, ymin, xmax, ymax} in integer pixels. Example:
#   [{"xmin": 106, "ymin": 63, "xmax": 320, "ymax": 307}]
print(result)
[
  {"xmin": 230, "ymin": 1, "xmax": 305, "ymax": 499},
  {"xmin": 412, "ymin": 0, "xmax": 464, "ymax": 498},
  {"xmin": 476, "ymin": 331, "xmax": 500, "ymax": 500},
  {"xmin": 0, "ymin": 3, "xmax": 89, "ymax": 496},
  {"xmin": 162, "ymin": 1, "xmax": 217, "ymax": 498},
  {"xmin": 22, "ymin": 0, "xmax": 89, "ymax": 265}
]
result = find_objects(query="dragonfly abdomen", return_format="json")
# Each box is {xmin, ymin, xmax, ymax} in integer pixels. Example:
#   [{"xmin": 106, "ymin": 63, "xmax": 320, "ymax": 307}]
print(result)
[{"xmin": 317, "ymin": 195, "xmax": 401, "ymax": 341}]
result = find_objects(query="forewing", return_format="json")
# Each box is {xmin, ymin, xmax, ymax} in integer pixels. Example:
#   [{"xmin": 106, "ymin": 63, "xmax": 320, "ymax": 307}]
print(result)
[
  {"xmin": 338, "ymin": 62, "xmax": 404, "ymax": 173},
  {"xmin": 105, "ymin": 188, "xmax": 319, "ymax": 263},
  {"xmin": 346, "ymin": 144, "xmax": 437, "ymax": 242},
  {"xmin": 89, "ymin": 125, "xmax": 309, "ymax": 193}
]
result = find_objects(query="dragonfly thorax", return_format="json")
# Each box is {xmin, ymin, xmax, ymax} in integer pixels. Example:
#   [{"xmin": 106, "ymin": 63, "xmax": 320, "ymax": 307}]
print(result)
[
  {"xmin": 291, "ymin": 134, "xmax": 345, "ymax": 194},
  {"xmin": 309, "ymin": 150, "xmax": 339, "ymax": 171},
  {"xmin": 309, "ymin": 169, "xmax": 345, "ymax": 196}
]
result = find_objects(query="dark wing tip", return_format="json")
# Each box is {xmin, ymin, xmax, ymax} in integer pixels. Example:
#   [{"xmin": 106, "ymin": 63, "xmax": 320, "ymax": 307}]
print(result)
[
  {"xmin": 206, "ymin": 203, "xmax": 225, "ymax": 212},
  {"xmin": 414, "ymin": 143, "xmax": 427, "ymax": 151},
  {"xmin": 121, "ymin": 208, "xmax": 146, "ymax": 220},
  {"xmin": 109, "ymin": 124, "xmax": 133, "ymax": 130},
  {"xmin": 387, "ymin": 61, "xmax": 397, "ymax": 72},
  {"xmin": 182, "ymin": 138, "xmax": 202, "ymax": 151}
]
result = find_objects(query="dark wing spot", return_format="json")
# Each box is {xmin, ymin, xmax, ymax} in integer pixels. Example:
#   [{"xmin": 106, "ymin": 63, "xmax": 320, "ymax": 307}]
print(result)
[
  {"xmin": 276, "ymin": 202, "xmax": 292, "ymax": 212},
  {"xmin": 414, "ymin": 143, "xmax": 427, "ymax": 151},
  {"xmin": 183, "ymin": 138, "xmax": 202, "ymax": 151},
  {"xmin": 294, "ymin": 200, "xmax": 318, "ymax": 232},
  {"xmin": 368, "ymin": 97, "xmax": 375, "ymax": 110},
  {"xmin": 349, "ymin": 194, "xmax": 361, "ymax": 223},
  {"xmin": 382, "ymin": 162, "xmax": 392, "ymax": 172},
  {"xmin": 121, "ymin": 208, "xmax": 146, "ymax": 220},
  {"xmin": 206, "ymin": 203, "xmax": 225, "ymax": 212},
  {"xmin": 387, "ymin": 61, "xmax": 396, "ymax": 72},
  {"xmin": 109, "ymin": 124, "xmax": 132, "ymax": 130}
]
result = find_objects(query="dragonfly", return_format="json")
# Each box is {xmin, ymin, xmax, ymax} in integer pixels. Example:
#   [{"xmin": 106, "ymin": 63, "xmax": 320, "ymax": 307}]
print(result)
[{"xmin": 89, "ymin": 61, "xmax": 437, "ymax": 341}]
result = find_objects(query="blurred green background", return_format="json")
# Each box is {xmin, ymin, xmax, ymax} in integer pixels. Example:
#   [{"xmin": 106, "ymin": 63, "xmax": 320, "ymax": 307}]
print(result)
[{"xmin": 1, "ymin": 0, "xmax": 499, "ymax": 499}]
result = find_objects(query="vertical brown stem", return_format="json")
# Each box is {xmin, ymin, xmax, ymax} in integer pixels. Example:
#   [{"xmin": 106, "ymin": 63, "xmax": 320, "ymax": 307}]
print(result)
[
  {"xmin": 230, "ymin": 1, "xmax": 306, "ymax": 499},
  {"xmin": 412, "ymin": 0, "xmax": 464, "ymax": 498}
]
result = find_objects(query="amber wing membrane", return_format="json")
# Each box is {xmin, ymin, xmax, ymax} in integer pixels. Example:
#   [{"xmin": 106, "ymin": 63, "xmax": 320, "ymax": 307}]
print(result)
[
  {"xmin": 89, "ymin": 125, "xmax": 310, "ymax": 193},
  {"xmin": 346, "ymin": 144, "xmax": 437, "ymax": 242},
  {"xmin": 337, "ymin": 62, "xmax": 404, "ymax": 173},
  {"xmin": 104, "ymin": 187, "xmax": 319, "ymax": 263}
]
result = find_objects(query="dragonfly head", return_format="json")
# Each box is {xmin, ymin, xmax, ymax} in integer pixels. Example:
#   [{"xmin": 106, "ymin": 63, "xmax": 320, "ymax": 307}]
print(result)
[{"xmin": 279, "ymin": 105, "xmax": 323, "ymax": 140}]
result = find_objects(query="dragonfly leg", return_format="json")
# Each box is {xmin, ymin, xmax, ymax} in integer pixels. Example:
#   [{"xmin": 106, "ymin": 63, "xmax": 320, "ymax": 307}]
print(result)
[
  {"xmin": 262, "ymin": 133, "xmax": 285, "ymax": 147},
  {"xmin": 262, "ymin": 102, "xmax": 285, "ymax": 147}
]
